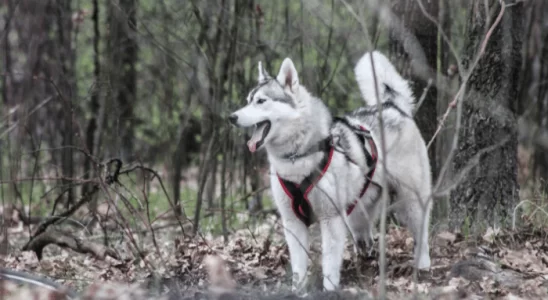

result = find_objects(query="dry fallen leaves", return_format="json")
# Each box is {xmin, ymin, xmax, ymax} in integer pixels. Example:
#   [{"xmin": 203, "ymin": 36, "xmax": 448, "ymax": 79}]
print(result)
[{"xmin": 0, "ymin": 218, "xmax": 547, "ymax": 299}]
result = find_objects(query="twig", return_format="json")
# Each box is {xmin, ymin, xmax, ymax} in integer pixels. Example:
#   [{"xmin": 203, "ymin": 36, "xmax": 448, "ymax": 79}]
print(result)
[
  {"xmin": 367, "ymin": 50, "xmax": 391, "ymax": 300},
  {"xmin": 22, "ymin": 185, "xmax": 100, "ymax": 251},
  {"xmin": 0, "ymin": 177, "xmax": 94, "ymax": 184},
  {"xmin": 22, "ymin": 159, "xmax": 123, "ymax": 250},
  {"xmin": 23, "ymin": 229, "xmax": 119, "ymax": 261},
  {"xmin": 15, "ymin": 207, "xmax": 91, "ymax": 234},
  {"xmin": 415, "ymin": 0, "xmax": 463, "ymax": 75},
  {"xmin": 0, "ymin": 96, "xmax": 53, "ymax": 138},
  {"xmin": 237, "ymin": 186, "xmax": 270, "ymax": 204},
  {"xmin": 336, "ymin": 1, "xmax": 390, "ymax": 297},
  {"xmin": 413, "ymin": 78, "xmax": 433, "ymax": 116},
  {"xmin": 119, "ymin": 164, "xmax": 190, "ymax": 235},
  {"xmin": 512, "ymin": 200, "xmax": 548, "ymax": 230}
]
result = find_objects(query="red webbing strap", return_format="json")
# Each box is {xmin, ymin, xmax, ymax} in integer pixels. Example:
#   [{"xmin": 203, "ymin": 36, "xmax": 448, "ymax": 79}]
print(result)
[{"xmin": 277, "ymin": 147, "xmax": 335, "ymax": 226}]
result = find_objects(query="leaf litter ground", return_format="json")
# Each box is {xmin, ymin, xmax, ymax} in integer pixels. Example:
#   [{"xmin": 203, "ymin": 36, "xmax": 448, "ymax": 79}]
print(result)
[{"xmin": 1, "ymin": 216, "xmax": 548, "ymax": 299}]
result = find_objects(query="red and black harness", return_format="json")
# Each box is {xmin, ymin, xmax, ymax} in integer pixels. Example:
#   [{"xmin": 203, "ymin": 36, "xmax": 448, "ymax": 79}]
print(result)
[{"xmin": 277, "ymin": 118, "xmax": 378, "ymax": 227}]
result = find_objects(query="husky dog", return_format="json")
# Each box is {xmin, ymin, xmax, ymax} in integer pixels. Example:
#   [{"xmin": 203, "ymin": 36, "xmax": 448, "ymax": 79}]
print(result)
[{"xmin": 229, "ymin": 51, "xmax": 432, "ymax": 291}]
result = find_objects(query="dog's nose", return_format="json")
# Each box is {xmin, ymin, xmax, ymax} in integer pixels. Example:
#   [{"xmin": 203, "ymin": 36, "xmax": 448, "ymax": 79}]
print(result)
[{"xmin": 228, "ymin": 114, "xmax": 238, "ymax": 125}]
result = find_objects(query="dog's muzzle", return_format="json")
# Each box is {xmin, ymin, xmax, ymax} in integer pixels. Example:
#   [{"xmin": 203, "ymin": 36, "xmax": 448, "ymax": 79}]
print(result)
[{"xmin": 228, "ymin": 114, "xmax": 238, "ymax": 125}]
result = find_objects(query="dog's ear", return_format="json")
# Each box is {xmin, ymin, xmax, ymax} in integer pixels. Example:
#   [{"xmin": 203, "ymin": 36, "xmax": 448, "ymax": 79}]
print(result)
[
  {"xmin": 257, "ymin": 61, "xmax": 270, "ymax": 82},
  {"xmin": 277, "ymin": 58, "xmax": 299, "ymax": 93}
]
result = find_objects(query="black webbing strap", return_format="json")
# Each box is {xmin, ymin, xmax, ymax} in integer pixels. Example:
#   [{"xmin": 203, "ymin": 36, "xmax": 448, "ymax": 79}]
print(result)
[{"xmin": 277, "ymin": 147, "xmax": 334, "ymax": 227}]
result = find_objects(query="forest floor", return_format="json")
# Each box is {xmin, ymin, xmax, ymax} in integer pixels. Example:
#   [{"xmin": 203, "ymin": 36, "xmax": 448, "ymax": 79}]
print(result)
[{"xmin": 1, "ymin": 215, "xmax": 548, "ymax": 299}]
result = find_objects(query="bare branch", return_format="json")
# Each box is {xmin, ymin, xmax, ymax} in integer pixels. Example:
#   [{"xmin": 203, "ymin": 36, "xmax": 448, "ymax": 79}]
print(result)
[{"xmin": 23, "ymin": 229, "xmax": 119, "ymax": 261}]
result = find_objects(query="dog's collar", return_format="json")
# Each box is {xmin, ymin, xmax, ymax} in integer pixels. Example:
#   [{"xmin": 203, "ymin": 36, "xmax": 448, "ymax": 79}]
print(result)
[{"xmin": 280, "ymin": 137, "xmax": 332, "ymax": 163}]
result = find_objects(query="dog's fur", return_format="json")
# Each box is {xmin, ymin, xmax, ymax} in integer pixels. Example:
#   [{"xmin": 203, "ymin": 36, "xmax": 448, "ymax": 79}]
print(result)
[{"xmin": 229, "ymin": 51, "xmax": 432, "ymax": 291}]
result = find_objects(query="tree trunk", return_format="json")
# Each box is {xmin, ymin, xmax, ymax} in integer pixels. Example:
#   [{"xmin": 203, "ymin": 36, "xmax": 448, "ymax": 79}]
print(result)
[
  {"xmin": 389, "ymin": 0, "xmax": 441, "ymax": 173},
  {"xmin": 220, "ymin": 134, "xmax": 230, "ymax": 243},
  {"xmin": 83, "ymin": 0, "xmax": 101, "ymax": 211},
  {"xmin": 2, "ymin": 0, "xmax": 14, "ymax": 106},
  {"xmin": 160, "ymin": 0, "xmax": 187, "ymax": 218},
  {"xmin": 170, "ymin": 106, "xmax": 198, "ymax": 218},
  {"xmin": 0, "ymin": 0, "xmax": 15, "ymax": 255},
  {"xmin": 449, "ymin": 0, "xmax": 523, "ymax": 232},
  {"xmin": 434, "ymin": 0, "xmax": 456, "ymax": 226},
  {"xmin": 389, "ymin": 0, "xmax": 450, "ymax": 223},
  {"xmin": 108, "ymin": 0, "xmax": 137, "ymax": 162},
  {"xmin": 56, "ymin": 0, "xmax": 75, "ymax": 207},
  {"xmin": 528, "ymin": 2, "xmax": 548, "ymax": 181},
  {"xmin": 191, "ymin": 0, "xmax": 214, "ymax": 234}
]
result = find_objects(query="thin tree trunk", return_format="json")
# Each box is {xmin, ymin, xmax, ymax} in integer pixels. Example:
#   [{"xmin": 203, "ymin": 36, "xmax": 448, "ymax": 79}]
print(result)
[
  {"xmin": 389, "ymin": 0, "xmax": 441, "ymax": 172},
  {"xmin": 160, "ymin": 0, "xmax": 190, "ymax": 218},
  {"xmin": 2, "ymin": 0, "xmax": 13, "ymax": 106},
  {"xmin": 449, "ymin": 0, "xmax": 523, "ymax": 232},
  {"xmin": 108, "ymin": 0, "xmax": 137, "ymax": 162},
  {"xmin": 120, "ymin": 0, "xmax": 137, "ymax": 162},
  {"xmin": 389, "ymin": 0, "xmax": 448, "ymax": 224},
  {"xmin": 0, "ymin": 0, "xmax": 14, "ymax": 254},
  {"xmin": 434, "ymin": 0, "xmax": 456, "ymax": 227},
  {"xmin": 56, "ymin": 0, "xmax": 75, "ymax": 207},
  {"xmin": 205, "ymin": 159, "xmax": 218, "ymax": 209},
  {"xmin": 171, "ymin": 102, "xmax": 193, "ymax": 218},
  {"xmin": 220, "ymin": 134, "xmax": 229, "ymax": 243},
  {"xmin": 83, "ymin": 0, "xmax": 101, "ymax": 217},
  {"xmin": 529, "ymin": 2, "xmax": 548, "ymax": 181},
  {"xmin": 193, "ymin": 130, "xmax": 217, "ymax": 234},
  {"xmin": 190, "ymin": 0, "xmax": 213, "ymax": 234}
]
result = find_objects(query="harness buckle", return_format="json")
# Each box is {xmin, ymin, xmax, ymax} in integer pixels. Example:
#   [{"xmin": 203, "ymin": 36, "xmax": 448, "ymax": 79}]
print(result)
[
  {"xmin": 331, "ymin": 135, "xmax": 342, "ymax": 150},
  {"xmin": 356, "ymin": 130, "xmax": 372, "ymax": 140}
]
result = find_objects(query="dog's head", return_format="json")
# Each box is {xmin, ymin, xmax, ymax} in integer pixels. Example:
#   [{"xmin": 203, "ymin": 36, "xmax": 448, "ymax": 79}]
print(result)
[{"xmin": 229, "ymin": 58, "xmax": 302, "ymax": 153}]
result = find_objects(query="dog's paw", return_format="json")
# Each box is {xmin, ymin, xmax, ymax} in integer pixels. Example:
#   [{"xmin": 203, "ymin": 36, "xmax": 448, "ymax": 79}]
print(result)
[
  {"xmin": 389, "ymin": 261, "xmax": 414, "ymax": 278},
  {"xmin": 389, "ymin": 260, "xmax": 431, "ymax": 280},
  {"xmin": 355, "ymin": 239, "xmax": 377, "ymax": 260},
  {"xmin": 323, "ymin": 275, "xmax": 341, "ymax": 292},
  {"xmin": 416, "ymin": 253, "xmax": 431, "ymax": 270},
  {"xmin": 291, "ymin": 273, "xmax": 309, "ymax": 296},
  {"xmin": 291, "ymin": 285, "xmax": 309, "ymax": 297}
]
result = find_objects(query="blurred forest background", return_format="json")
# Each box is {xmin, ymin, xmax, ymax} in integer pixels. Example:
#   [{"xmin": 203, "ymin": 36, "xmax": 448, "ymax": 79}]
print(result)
[{"xmin": 0, "ymin": 0, "xmax": 547, "ymax": 251}]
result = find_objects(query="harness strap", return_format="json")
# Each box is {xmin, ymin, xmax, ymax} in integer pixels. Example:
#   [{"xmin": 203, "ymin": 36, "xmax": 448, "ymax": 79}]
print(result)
[
  {"xmin": 277, "ymin": 119, "xmax": 378, "ymax": 226},
  {"xmin": 277, "ymin": 147, "xmax": 334, "ymax": 226},
  {"xmin": 346, "ymin": 125, "xmax": 378, "ymax": 215},
  {"xmin": 280, "ymin": 138, "xmax": 332, "ymax": 162},
  {"xmin": 332, "ymin": 118, "xmax": 378, "ymax": 215}
]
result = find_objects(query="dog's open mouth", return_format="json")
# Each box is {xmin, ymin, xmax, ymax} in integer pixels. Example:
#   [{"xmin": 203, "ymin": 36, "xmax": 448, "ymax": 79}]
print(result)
[{"xmin": 247, "ymin": 121, "xmax": 271, "ymax": 153}]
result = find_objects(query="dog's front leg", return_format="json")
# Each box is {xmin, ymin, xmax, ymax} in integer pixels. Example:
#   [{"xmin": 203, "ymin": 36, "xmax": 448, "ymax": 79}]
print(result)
[
  {"xmin": 283, "ymin": 218, "xmax": 309, "ymax": 292},
  {"xmin": 320, "ymin": 215, "xmax": 346, "ymax": 290}
]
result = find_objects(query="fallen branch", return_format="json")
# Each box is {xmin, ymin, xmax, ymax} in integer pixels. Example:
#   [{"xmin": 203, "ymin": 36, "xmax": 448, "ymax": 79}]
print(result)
[
  {"xmin": 22, "ymin": 229, "xmax": 119, "ymax": 261},
  {"xmin": 22, "ymin": 159, "xmax": 123, "ymax": 251},
  {"xmin": 23, "ymin": 185, "xmax": 100, "ymax": 251}
]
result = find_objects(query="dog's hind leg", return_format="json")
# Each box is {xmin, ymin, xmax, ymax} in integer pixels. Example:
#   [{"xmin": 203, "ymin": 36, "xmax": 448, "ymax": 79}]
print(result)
[
  {"xmin": 391, "ymin": 190, "xmax": 432, "ymax": 270},
  {"xmin": 320, "ymin": 215, "xmax": 347, "ymax": 290},
  {"xmin": 347, "ymin": 185, "xmax": 382, "ymax": 258},
  {"xmin": 347, "ymin": 204, "xmax": 375, "ymax": 257}
]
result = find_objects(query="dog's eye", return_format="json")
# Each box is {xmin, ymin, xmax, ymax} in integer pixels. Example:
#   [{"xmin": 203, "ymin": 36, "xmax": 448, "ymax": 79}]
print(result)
[{"xmin": 257, "ymin": 98, "xmax": 267, "ymax": 104}]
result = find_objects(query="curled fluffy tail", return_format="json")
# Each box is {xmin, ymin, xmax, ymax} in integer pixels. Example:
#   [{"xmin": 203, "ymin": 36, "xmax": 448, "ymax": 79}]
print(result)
[{"xmin": 354, "ymin": 51, "xmax": 415, "ymax": 116}]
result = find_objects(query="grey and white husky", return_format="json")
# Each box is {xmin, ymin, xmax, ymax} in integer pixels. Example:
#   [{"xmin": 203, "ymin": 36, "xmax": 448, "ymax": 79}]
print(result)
[{"xmin": 229, "ymin": 51, "xmax": 432, "ymax": 291}]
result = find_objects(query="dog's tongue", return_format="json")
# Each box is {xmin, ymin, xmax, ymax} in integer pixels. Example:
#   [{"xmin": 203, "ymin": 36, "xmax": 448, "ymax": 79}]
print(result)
[
  {"xmin": 247, "ymin": 124, "xmax": 267, "ymax": 153},
  {"xmin": 247, "ymin": 141, "xmax": 257, "ymax": 153}
]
